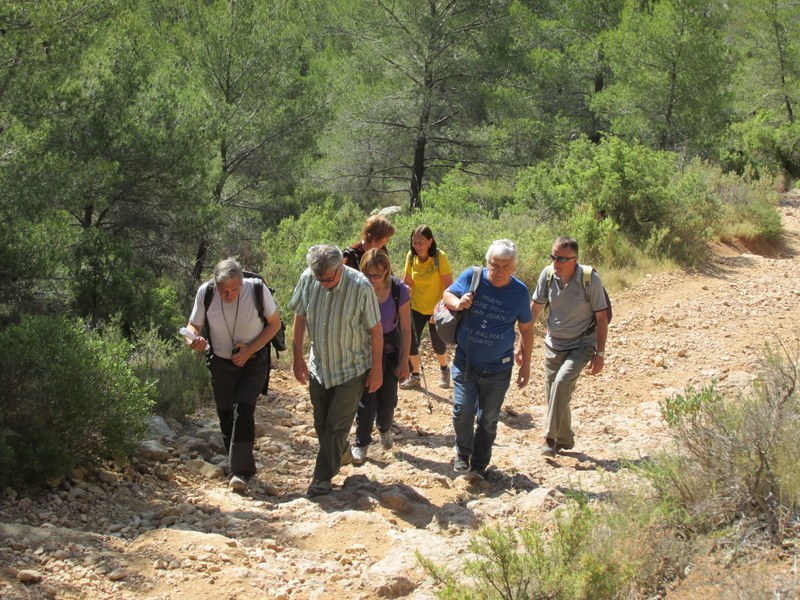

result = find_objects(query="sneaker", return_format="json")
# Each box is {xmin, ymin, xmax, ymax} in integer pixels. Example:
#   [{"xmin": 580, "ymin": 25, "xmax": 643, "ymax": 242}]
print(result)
[
  {"xmin": 306, "ymin": 479, "xmax": 331, "ymax": 497},
  {"xmin": 454, "ymin": 455, "xmax": 470, "ymax": 473},
  {"xmin": 340, "ymin": 444, "xmax": 353, "ymax": 466},
  {"xmin": 352, "ymin": 445, "xmax": 368, "ymax": 465},
  {"xmin": 229, "ymin": 475, "xmax": 248, "ymax": 494},
  {"xmin": 379, "ymin": 430, "xmax": 393, "ymax": 450},
  {"xmin": 540, "ymin": 438, "xmax": 557, "ymax": 457},
  {"xmin": 399, "ymin": 374, "xmax": 420, "ymax": 390},
  {"xmin": 438, "ymin": 368, "xmax": 450, "ymax": 388}
]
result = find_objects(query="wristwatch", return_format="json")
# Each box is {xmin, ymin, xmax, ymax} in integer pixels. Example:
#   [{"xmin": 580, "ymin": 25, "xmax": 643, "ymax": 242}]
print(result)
[{"xmin": 595, "ymin": 351, "xmax": 605, "ymax": 358}]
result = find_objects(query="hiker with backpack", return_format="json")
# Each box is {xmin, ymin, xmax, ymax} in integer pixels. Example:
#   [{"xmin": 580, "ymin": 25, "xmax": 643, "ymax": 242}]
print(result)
[
  {"xmin": 442, "ymin": 239, "xmax": 533, "ymax": 479},
  {"xmin": 342, "ymin": 214, "xmax": 396, "ymax": 271},
  {"xmin": 288, "ymin": 245, "xmax": 383, "ymax": 496},
  {"xmin": 183, "ymin": 258, "xmax": 283, "ymax": 494},
  {"xmin": 400, "ymin": 225, "xmax": 454, "ymax": 390},
  {"xmin": 351, "ymin": 249, "xmax": 412, "ymax": 465},
  {"xmin": 517, "ymin": 236, "xmax": 609, "ymax": 458}
]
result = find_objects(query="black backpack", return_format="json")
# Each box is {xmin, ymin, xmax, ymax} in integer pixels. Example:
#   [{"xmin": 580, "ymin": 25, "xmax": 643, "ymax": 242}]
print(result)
[{"xmin": 202, "ymin": 271, "xmax": 286, "ymax": 395}]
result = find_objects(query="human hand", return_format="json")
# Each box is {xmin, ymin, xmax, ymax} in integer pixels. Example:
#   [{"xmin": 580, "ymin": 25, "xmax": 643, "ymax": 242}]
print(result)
[
  {"xmin": 458, "ymin": 292, "xmax": 474, "ymax": 311},
  {"xmin": 366, "ymin": 368, "xmax": 383, "ymax": 393},
  {"xmin": 293, "ymin": 358, "xmax": 309, "ymax": 385},
  {"xmin": 586, "ymin": 354, "xmax": 604, "ymax": 376}
]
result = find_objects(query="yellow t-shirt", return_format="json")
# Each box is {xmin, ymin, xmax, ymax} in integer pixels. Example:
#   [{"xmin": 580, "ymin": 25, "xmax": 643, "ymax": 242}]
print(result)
[{"xmin": 404, "ymin": 250, "xmax": 453, "ymax": 314}]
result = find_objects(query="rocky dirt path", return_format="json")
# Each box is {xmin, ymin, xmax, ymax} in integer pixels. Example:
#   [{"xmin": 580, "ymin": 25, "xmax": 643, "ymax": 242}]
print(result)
[{"xmin": 2, "ymin": 191, "xmax": 799, "ymax": 600}]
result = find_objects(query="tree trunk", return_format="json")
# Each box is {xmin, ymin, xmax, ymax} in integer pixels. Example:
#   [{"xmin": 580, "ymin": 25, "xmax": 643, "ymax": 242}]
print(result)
[
  {"xmin": 409, "ymin": 134, "xmax": 426, "ymax": 211},
  {"xmin": 192, "ymin": 235, "xmax": 209, "ymax": 284}
]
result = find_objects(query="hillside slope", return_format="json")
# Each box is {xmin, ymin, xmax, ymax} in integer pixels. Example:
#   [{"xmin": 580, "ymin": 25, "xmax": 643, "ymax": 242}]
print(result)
[{"xmin": 2, "ymin": 191, "xmax": 799, "ymax": 600}]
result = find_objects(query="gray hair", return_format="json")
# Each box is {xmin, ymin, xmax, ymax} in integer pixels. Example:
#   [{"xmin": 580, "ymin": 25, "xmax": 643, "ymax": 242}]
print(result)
[
  {"xmin": 213, "ymin": 258, "xmax": 243, "ymax": 283},
  {"xmin": 307, "ymin": 245, "xmax": 343, "ymax": 276},
  {"xmin": 486, "ymin": 239, "xmax": 518, "ymax": 265}
]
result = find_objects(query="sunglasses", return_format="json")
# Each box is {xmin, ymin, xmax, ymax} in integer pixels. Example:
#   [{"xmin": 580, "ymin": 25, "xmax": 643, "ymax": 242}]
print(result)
[{"xmin": 550, "ymin": 254, "xmax": 577, "ymax": 263}]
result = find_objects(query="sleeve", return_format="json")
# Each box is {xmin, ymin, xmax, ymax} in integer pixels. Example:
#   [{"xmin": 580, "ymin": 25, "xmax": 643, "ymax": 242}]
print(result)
[
  {"xmin": 589, "ymin": 271, "xmax": 608, "ymax": 312},
  {"xmin": 188, "ymin": 282, "xmax": 210, "ymax": 327},
  {"xmin": 404, "ymin": 251, "xmax": 413, "ymax": 277},
  {"xmin": 399, "ymin": 282, "xmax": 411, "ymax": 306},
  {"xmin": 259, "ymin": 282, "xmax": 278, "ymax": 317},
  {"xmin": 532, "ymin": 269, "xmax": 550, "ymax": 305},
  {"xmin": 448, "ymin": 268, "xmax": 473, "ymax": 297},
  {"xmin": 287, "ymin": 270, "xmax": 310, "ymax": 316},
  {"xmin": 437, "ymin": 251, "xmax": 453, "ymax": 276}
]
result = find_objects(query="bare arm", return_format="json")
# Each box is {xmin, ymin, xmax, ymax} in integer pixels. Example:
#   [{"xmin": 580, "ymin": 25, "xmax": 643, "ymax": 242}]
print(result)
[
  {"xmin": 515, "ymin": 320, "xmax": 534, "ymax": 387},
  {"xmin": 292, "ymin": 314, "xmax": 309, "ymax": 384},
  {"xmin": 443, "ymin": 289, "xmax": 473, "ymax": 311},
  {"xmin": 365, "ymin": 322, "xmax": 384, "ymax": 393},
  {"xmin": 586, "ymin": 310, "xmax": 608, "ymax": 376}
]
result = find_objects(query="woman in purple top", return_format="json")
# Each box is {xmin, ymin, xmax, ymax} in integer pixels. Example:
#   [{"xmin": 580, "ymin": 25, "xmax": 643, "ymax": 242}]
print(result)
[{"xmin": 351, "ymin": 249, "xmax": 411, "ymax": 464}]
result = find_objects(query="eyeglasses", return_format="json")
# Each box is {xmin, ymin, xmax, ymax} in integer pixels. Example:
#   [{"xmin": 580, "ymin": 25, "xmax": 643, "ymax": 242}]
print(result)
[
  {"xmin": 314, "ymin": 267, "xmax": 339, "ymax": 283},
  {"xmin": 549, "ymin": 254, "xmax": 577, "ymax": 263},
  {"xmin": 364, "ymin": 272, "xmax": 385, "ymax": 280}
]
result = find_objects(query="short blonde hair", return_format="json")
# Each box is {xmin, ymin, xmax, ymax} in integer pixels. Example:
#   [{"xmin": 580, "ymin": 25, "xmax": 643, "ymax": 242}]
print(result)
[{"xmin": 360, "ymin": 248, "xmax": 391, "ymax": 283}]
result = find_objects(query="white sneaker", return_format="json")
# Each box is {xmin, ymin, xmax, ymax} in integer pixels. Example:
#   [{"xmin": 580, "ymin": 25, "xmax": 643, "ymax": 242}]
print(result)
[
  {"xmin": 352, "ymin": 445, "xmax": 368, "ymax": 465},
  {"xmin": 380, "ymin": 430, "xmax": 393, "ymax": 450},
  {"xmin": 229, "ymin": 475, "xmax": 248, "ymax": 494}
]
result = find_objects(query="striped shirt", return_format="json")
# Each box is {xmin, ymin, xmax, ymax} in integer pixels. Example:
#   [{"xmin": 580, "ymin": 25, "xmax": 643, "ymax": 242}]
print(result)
[{"xmin": 288, "ymin": 265, "xmax": 381, "ymax": 388}]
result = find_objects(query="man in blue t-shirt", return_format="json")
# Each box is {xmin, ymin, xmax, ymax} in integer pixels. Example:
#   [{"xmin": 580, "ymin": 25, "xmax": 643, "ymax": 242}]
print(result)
[{"xmin": 442, "ymin": 239, "xmax": 533, "ymax": 478}]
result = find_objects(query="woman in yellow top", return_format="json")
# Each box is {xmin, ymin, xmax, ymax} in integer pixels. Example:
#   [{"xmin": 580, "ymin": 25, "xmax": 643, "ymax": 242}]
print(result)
[{"xmin": 400, "ymin": 225, "xmax": 454, "ymax": 389}]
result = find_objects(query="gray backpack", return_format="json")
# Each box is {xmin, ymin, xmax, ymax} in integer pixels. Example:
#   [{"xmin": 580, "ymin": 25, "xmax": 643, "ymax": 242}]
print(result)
[{"xmin": 433, "ymin": 267, "xmax": 481, "ymax": 346}]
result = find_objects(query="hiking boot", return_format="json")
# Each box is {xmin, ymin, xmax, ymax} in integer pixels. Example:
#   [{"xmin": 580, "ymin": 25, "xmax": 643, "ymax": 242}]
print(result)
[
  {"xmin": 399, "ymin": 374, "xmax": 421, "ymax": 390},
  {"xmin": 438, "ymin": 367, "xmax": 451, "ymax": 388},
  {"xmin": 380, "ymin": 430, "xmax": 394, "ymax": 450},
  {"xmin": 454, "ymin": 455, "xmax": 470, "ymax": 473},
  {"xmin": 340, "ymin": 444, "xmax": 353, "ymax": 466},
  {"xmin": 469, "ymin": 466, "xmax": 487, "ymax": 480},
  {"xmin": 352, "ymin": 445, "xmax": 368, "ymax": 465},
  {"xmin": 540, "ymin": 438, "xmax": 558, "ymax": 457},
  {"xmin": 229, "ymin": 475, "xmax": 248, "ymax": 494},
  {"xmin": 306, "ymin": 479, "xmax": 331, "ymax": 497}
]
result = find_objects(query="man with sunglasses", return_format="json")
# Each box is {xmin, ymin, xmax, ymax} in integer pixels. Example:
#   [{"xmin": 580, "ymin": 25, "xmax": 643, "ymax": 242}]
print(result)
[
  {"xmin": 517, "ymin": 236, "xmax": 608, "ymax": 457},
  {"xmin": 288, "ymin": 245, "xmax": 383, "ymax": 496}
]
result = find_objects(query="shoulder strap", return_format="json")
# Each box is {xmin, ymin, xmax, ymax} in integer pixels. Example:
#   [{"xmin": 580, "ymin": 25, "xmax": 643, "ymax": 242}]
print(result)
[
  {"xmin": 469, "ymin": 266, "xmax": 481, "ymax": 293},
  {"xmin": 390, "ymin": 276, "xmax": 401, "ymax": 313},
  {"xmin": 433, "ymin": 251, "xmax": 440, "ymax": 271},
  {"xmin": 581, "ymin": 265, "xmax": 593, "ymax": 302},
  {"xmin": 203, "ymin": 280, "xmax": 215, "ymax": 316}
]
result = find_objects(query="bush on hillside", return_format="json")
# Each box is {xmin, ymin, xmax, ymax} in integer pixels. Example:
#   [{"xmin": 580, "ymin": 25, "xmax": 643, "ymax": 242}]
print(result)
[
  {"xmin": 646, "ymin": 343, "xmax": 800, "ymax": 539},
  {"xmin": 0, "ymin": 315, "xmax": 154, "ymax": 487},
  {"xmin": 130, "ymin": 325, "xmax": 211, "ymax": 418}
]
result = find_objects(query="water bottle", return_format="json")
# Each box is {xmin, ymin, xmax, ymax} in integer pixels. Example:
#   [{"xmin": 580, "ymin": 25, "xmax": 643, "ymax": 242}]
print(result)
[{"xmin": 179, "ymin": 327, "xmax": 209, "ymax": 351}]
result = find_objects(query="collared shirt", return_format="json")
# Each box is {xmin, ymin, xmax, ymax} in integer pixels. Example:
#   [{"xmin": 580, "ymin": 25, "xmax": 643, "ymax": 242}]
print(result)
[
  {"xmin": 533, "ymin": 264, "xmax": 608, "ymax": 351},
  {"xmin": 288, "ymin": 265, "xmax": 381, "ymax": 388},
  {"xmin": 189, "ymin": 278, "xmax": 276, "ymax": 359}
]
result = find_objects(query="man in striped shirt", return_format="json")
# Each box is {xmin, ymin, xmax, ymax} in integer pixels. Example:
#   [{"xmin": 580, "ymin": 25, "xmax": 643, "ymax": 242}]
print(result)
[{"xmin": 289, "ymin": 245, "xmax": 383, "ymax": 497}]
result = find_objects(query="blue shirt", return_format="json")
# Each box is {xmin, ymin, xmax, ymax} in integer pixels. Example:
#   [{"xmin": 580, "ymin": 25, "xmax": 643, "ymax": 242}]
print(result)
[{"xmin": 448, "ymin": 267, "xmax": 532, "ymax": 371}]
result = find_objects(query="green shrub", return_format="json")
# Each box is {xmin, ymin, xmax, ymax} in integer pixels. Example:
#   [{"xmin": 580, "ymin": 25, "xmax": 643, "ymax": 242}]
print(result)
[
  {"xmin": 420, "ymin": 502, "xmax": 633, "ymax": 599},
  {"xmin": 0, "ymin": 315, "xmax": 154, "ymax": 487},
  {"xmin": 645, "ymin": 345, "xmax": 800, "ymax": 539},
  {"xmin": 130, "ymin": 325, "xmax": 211, "ymax": 418}
]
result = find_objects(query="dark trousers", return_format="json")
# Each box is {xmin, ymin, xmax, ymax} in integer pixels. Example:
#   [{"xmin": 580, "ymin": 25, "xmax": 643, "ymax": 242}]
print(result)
[
  {"xmin": 207, "ymin": 349, "xmax": 269, "ymax": 478},
  {"xmin": 410, "ymin": 309, "xmax": 446, "ymax": 356},
  {"xmin": 309, "ymin": 372, "xmax": 367, "ymax": 482},
  {"xmin": 355, "ymin": 352, "xmax": 399, "ymax": 447}
]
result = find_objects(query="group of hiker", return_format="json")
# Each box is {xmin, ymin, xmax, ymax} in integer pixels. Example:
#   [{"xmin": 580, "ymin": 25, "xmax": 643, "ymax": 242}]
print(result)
[{"xmin": 183, "ymin": 215, "xmax": 609, "ymax": 497}]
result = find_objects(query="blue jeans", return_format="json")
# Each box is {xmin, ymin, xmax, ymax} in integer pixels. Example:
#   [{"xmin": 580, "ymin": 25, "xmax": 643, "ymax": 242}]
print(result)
[{"xmin": 451, "ymin": 360, "xmax": 512, "ymax": 470}]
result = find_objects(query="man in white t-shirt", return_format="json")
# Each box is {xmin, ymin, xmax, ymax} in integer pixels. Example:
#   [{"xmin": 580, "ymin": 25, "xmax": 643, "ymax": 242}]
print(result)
[{"xmin": 183, "ymin": 259, "xmax": 282, "ymax": 493}]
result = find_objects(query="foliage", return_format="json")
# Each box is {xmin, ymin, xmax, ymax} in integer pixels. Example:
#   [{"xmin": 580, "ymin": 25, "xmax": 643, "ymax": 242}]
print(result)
[
  {"xmin": 646, "ymin": 344, "xmax": 800, "ymax": 539},
  {"xmin": 0, "ymin": 315, "xmax": 154, "ymax": 487},
  {"xmin": 130, "ymin": 326, "xmax": 211, "ymax": 418},
  {"xmin": 593, "ymin": 0, "xmax": 733, "ymax": 157},
  {"xmin": 420, "ymin": 501, "xmax": 639, "ymax": 599}
]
